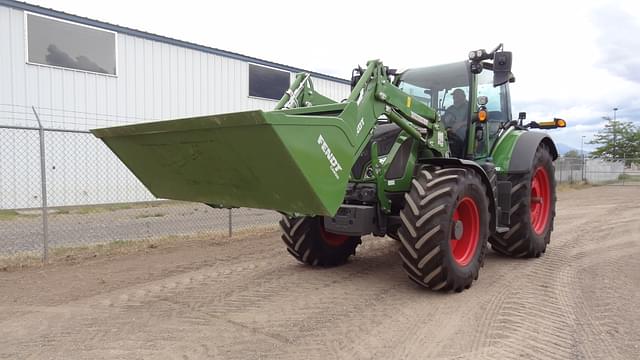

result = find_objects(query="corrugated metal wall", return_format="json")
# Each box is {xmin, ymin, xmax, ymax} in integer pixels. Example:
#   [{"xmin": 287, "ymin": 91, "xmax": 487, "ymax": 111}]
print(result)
[
  {"xmin": 0, "ymin": 5, "xmax": 351, "ymax": 208},
  {"xmin": 0, "ymin": 6, "xmax": 350, "ymax": 129}
]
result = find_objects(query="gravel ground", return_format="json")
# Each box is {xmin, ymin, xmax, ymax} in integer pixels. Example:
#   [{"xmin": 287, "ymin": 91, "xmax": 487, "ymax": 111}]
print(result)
[
  {"xmin": 0, "ymin": 202, "xmax": 280, "ymax": 254},
  {"xmin": 0, "ymin": 185, "xmax": 639, "ymax": 359}
]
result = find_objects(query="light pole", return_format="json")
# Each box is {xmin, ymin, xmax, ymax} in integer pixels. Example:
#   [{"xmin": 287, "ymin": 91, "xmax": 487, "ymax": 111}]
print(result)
[{"xmin": 581, "ymin": 135, "xmax": 586, "ymax": 181}]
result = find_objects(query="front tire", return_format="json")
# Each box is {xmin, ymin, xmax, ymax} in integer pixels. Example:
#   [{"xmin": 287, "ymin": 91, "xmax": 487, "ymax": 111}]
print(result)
[
  {"xmin": 280, "ymin": 216, "xmax": 361, "ymax": 266},
  {"xmin": 398, "ymin": 166, "xmax": 489, "ymax": 292},
  {"xmin": 489, "ymin": 144, "xmax": 557, "ymax": 257}
]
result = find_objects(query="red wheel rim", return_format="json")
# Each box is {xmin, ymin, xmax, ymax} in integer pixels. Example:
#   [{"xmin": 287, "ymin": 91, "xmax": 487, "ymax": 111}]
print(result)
[
  {"xmin": 450, "ymin": 197, "xmax": 480, "ymax": 266},
  {"xmin": 320, "ymin": 223, "xmax": 349, "ymax": 247},
  {"xmin": 530, "ymin": 166, "xmax": 551, "ymax": 235}
]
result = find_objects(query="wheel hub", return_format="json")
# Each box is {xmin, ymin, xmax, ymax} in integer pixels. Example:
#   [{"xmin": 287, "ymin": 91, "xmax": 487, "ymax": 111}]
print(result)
[
  {"xmin": 320, "ymin": 223, "xmax": 349, "ymax": 247},
  {"xmin": 530, "ymin": 166, "xmax": 551, "ymax": 235},
  {"xmin": 450, "ymin": 197, "xmax": 480, "ymax": 266},
  {"xmin": 453, "ymin": 220, "xmax": 464, "ymax": 240}
]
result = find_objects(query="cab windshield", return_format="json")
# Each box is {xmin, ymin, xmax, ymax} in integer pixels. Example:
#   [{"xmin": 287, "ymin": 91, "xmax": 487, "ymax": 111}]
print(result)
[{"xmin": 398, "ymin": 61, "xmax": 470, "ymax": 157}]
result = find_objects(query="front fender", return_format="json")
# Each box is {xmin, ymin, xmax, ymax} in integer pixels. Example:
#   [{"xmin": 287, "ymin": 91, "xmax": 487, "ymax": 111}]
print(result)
[{"xmin": 421, "ymin": 158, "xmax": 497, "ymax": 233}]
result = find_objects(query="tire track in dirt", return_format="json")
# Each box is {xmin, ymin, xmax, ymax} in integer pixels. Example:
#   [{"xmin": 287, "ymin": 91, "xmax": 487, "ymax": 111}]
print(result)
[
  {"xmin": 462, "ymin": 188, "xmax": 639, "ymax": 360},
  {"xmin": 0, "ymin": 238, "xmax": 292, "ymax": 358},
  {"xmin": 461, "ymin": 208, "xmax": 594, "ymax": 359}
]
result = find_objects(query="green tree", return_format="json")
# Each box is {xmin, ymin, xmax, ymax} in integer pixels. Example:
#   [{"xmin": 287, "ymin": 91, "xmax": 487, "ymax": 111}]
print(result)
[
  {"xmin": 589, "ymin": 118, "xmax": 640, "ymax": 164},
  {"xmin": 564, "ymin": 149, "xmax": 580, "ymax": 158}
]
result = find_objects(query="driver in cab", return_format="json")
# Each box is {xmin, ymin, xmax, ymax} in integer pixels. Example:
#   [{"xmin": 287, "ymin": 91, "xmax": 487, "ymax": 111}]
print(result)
[{"xmin": 443, "ymin": 88, "xmax": 469, "ymax": 156}]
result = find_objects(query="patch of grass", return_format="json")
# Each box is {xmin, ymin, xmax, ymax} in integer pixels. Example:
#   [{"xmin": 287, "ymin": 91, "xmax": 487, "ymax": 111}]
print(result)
[
  {"xmin": 0, "ymin": 210, "xmax": 20, "ymax": 221},
  {"xmin": 44, "ymin": 200, "xmax": 199, "ymax": 217},
  {"xmin": 557, "ymin": 181, "xmax": 592, "ymax": 192},
  {"xmin": 53, "ymin": 203, "xmax": 134, "ymax": 215},
  {"xmin": 618, "ymin": 174, "xmax": 640, "ymax": 181},
  {"xmin": 0, "ymin": 210, "xmax": 39, "ymax": 221},
  {"xmin": 74, "ymin": 207, "xmax": 119, "ymax": 215},
  {"xmin": 134, "ymin": 212, "xmax": 166, "ymax": 219},
  {"xmin": 50, "ymin": 202, "xmax": 174, "ymax": 216},
  {"xmin": 0, "ymin": 224, "xmax": 279, "ymax": 271}
]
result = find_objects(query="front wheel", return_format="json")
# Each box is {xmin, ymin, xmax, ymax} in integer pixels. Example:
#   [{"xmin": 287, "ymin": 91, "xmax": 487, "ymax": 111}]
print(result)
[
  {"xmin": 279, "ymin": 216, "xmax": 361, "ymax": 266},
  {"xmin": 397, "ymin": 166, "xmax": 489, "ymax": 292},
  {"xmin": 489, "ymin": 144, "xmax": 557, "ymax": 257}
]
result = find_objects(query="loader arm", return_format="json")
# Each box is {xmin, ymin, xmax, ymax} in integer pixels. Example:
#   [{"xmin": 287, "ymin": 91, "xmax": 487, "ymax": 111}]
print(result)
[
  {"xmin": 277, "ymin": 60, "xmax": 449, "ymax": 159},
  {"xmin": 91, "ymin": 60, "xmax": 449, "ymax": 216}
]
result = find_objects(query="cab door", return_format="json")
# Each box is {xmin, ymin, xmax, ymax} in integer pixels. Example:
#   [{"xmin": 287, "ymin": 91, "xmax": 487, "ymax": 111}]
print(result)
[{"xmin": 473, "ymin": 69, "xmax": 511, "ymax": 158}]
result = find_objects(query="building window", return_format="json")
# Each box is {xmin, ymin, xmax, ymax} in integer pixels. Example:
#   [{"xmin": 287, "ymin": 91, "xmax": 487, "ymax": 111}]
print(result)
[
  {"xmin": 26, "ymin": 13, "xmax": 117, "ymax": 75},
  {"xmin": 248, "ymin": 64, "xmax": 290, "ymax": 101}
]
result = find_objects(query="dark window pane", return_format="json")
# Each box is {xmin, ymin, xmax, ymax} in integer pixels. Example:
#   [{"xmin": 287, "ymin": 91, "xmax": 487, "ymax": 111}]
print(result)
[
  {"xmin": 27, "ymin": 14, "xmax": 116, "ymax": 75},
  {"xmin": 248, "ymin": 64, "xmax": 290, "ymax": 100}
]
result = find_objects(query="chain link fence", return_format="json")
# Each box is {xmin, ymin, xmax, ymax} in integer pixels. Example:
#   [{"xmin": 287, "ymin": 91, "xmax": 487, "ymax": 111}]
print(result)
[
  {"xmin": 555, "ymin": 156, "xmax": 640, "ymax": 185},
  {"xmin": 2, "ymin": 105, "xmax": 638, "ymax": 259},
  {"xmin": 0, "ymin": 105, "xmax": 279, "ymax": 259}
]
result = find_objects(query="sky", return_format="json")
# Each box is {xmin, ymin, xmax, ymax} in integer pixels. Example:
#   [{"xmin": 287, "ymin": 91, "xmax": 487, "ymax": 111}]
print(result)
[{"xmin": 29, "ymin": 0, "xmax": 640, "ymax": 151}]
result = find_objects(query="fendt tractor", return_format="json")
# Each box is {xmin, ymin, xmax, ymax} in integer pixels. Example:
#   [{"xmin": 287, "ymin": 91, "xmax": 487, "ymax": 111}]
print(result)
[{"xmin": 93, "ymin": 44, "xmax": 566, "ymax": 292}]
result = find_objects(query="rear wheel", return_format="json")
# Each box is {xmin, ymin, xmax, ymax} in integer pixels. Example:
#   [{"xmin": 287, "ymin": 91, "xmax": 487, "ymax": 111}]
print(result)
[
  {"xmin": 490, "ymin": 144, "xmax": 556, "ymax": 257},
  {"xmin": 397, "ymin": 166, "xmax": 489, "ymax": 292},
  {"xmin": 279, "ymin": 216, "xmax": 361, "ymax": 266}
]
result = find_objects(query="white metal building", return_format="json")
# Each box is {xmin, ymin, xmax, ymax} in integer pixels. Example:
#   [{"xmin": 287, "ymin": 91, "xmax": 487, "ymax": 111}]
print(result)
[
  {"xmin": 0, "ymin": 0, "xmax": 351, "ymax": 208},
  {"xmin": 0, "ymin": 0, "xmax": 350, "ymax": 128}
]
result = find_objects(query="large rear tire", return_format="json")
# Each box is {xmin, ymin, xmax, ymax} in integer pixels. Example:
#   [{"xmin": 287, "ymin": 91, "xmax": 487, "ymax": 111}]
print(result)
[
  {"xmin": 279, "ymin": 216, "xmax": 361, "ymax": 266},
  {"xmin": 490, "ymin": 144, "xmax": 557, "ymax": 257},
  {"xmin": 398, "ymin": 166, "xmax": 489, "ymax": 292}
]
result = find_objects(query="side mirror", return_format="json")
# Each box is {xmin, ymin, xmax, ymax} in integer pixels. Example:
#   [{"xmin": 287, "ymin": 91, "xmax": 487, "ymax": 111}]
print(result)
[
  {"xmin": 493, "ymin": 51, "xmax": 512, "ymax": 87},
  {"xmin": 518, "ymin": 112, "xmax": 527, "ymax": 121}
]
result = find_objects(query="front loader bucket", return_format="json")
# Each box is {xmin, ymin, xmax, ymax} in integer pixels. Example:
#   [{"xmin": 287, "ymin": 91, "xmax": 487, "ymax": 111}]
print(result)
[{"xmin": 91, "ymin": 106, "xmax": 357, "ymax": 216}]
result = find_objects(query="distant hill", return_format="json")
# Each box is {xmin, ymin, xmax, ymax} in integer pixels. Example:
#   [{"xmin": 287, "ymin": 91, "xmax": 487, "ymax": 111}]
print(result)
[
  {"xmin": 555, "ymin": 143, "xmax": 576, "ymax": 155},
  {"xmin": 555, "ymin": 143, "xmax": 590, "ymax": 156}
]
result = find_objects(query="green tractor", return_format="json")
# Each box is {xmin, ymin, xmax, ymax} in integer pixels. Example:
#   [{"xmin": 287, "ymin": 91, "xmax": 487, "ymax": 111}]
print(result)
[{"xmin": 93, "ymin": 44, "xmax": 565, "ymax": 292}]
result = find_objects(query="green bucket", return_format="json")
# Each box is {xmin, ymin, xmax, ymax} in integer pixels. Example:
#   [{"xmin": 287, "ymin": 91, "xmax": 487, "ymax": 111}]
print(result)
[{"xmin": 91, "ymin": 104, "xmax": 359, "ymax": 216}]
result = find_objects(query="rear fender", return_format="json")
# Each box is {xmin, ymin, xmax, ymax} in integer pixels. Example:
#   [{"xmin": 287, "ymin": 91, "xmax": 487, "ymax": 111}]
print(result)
[{"xmin": 493, "ymin": 130, "xmax": 558, "ymax": 174}]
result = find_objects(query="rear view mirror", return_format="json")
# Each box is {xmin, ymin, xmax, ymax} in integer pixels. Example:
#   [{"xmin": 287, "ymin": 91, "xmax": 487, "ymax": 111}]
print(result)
[{"xmin": 493, "ymin": 51, "xmax": 512, "ymax": 87}]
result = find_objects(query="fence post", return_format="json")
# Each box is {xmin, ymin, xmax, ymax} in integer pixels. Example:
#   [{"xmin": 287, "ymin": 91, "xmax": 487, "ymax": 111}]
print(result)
[
  {"xmin": 622, "ymin": 154, "xmax": 626, "ymax": 185},
  {"xmin": 559, "ymin": 159, "xmax": 563, "ymax": 185},
  {"xmin": 32, "ymin": 106, "xmax": 49, "ymax": 263},
  {"xmin": 228, "ymin": 208, "xmax": 232, "ymax": 237}
]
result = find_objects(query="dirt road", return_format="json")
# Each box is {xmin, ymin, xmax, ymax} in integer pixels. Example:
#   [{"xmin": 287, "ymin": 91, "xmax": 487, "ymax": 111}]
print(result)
[{"xmin": 1, "ymin": 186, "xmax": 639, "ymax": 359}]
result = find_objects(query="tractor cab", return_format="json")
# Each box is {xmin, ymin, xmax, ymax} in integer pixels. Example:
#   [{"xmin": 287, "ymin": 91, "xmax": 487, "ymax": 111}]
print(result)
[{"xmin": 398, "ymin": 51, "xmax": 513, "ymax": 159}]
